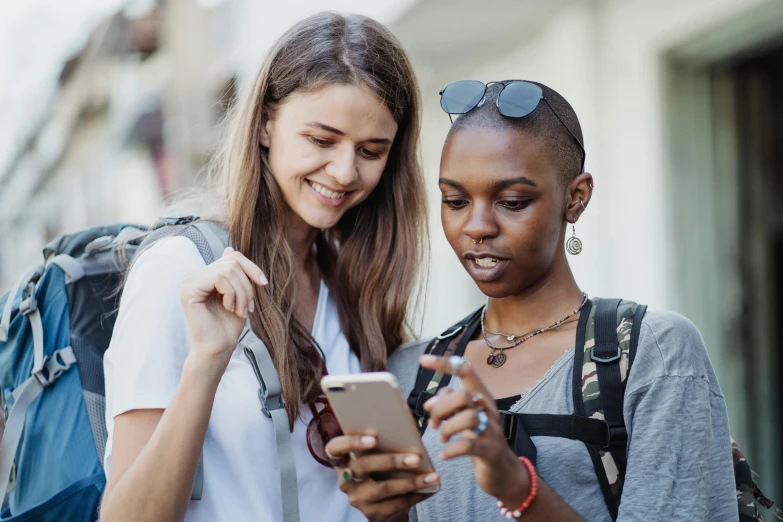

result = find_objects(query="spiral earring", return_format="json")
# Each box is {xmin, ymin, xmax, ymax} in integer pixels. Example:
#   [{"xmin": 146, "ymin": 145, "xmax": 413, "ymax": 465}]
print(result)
[{"xmin": 566, "ymin": 225, "xmax": 583, "ymax": 255}]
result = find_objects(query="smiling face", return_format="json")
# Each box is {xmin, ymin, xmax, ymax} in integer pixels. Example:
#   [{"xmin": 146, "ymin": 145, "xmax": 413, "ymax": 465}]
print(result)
[
  {"xmin": 439, "ymin": 126, "xmax": 569, "ymax": 298},
  {"xmin": 260, "ymin": 83, "xmax": 398, "ymax": 231}
]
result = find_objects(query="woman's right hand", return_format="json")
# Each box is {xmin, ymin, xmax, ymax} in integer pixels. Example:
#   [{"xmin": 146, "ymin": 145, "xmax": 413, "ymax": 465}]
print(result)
[
  {"xmin": 325, "ymin": 435, "xmax": 440, "ymax": 522},
  {"xmin": 180, "ymin": 246, "xmax": 268, "ymax": 370}
]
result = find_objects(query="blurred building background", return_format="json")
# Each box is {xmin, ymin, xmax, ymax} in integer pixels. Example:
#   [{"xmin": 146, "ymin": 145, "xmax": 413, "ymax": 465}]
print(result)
[{"xmin": 1, "ymin": 0, "xmax": 781, "ymax": 513}]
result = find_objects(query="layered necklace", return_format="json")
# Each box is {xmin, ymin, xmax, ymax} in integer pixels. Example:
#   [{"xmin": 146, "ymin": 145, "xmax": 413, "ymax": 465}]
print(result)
[{"xmin": 480, "ymin": 293, "xmax": 589, "ymax": 368}]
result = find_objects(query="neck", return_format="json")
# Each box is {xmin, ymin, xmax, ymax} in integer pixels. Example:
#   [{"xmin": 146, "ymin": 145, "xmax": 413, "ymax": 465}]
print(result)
[
  {"xmin": 285, "ymin": 209, "xmax": 319, "ymax": 270},
  {"xmin": 483, "ymin": 255, "xmax": 584, "ymax": 335}
]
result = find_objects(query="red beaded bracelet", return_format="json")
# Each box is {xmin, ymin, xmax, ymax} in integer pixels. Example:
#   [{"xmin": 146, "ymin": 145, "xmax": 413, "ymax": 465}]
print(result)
[{"xmin": 497, "ymin": 456, "xmax": 538, "ymax": 519}]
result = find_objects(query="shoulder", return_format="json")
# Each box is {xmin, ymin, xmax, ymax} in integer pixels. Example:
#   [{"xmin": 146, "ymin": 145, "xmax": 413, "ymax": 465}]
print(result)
[
  {"xmin": 627, "ymin": 309, "xmax": 720, "ymax": 395},
  {"xmin": 388, "ymin": 338, "xmax": 431, "ymax": 398},
  {"xmin": 125, "ymin": 236, "xmax": 207, "ymax": 289}
]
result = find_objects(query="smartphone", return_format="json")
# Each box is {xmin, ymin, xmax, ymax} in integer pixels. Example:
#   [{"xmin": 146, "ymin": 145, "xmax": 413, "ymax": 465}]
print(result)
[{"xmin": 321, "ymin": 372, "xmax": 440, "ymax": 493}]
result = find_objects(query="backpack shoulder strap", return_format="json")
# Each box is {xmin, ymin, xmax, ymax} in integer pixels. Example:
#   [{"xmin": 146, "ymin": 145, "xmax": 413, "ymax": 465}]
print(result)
[
  {"xmin": 573, "ymin": 297, "xmax": 646, "ymax": 521},
  {"xmin": 408, "ymin": 308, "xmax": 483, "ymax": 433},
  {"xmin": 239, "ymin": 327, "xmax": 299, "ymax": 522}
]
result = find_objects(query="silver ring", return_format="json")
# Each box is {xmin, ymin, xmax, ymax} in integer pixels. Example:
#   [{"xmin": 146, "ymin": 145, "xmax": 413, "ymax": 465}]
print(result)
[
  {"xmin": 579, "ymin": 198, "xmax": 586, "ymax": 211},
  {"xmin": 449, "ymin": 355, "xmax": 469, "ymax": 376},
  {"xmin": 474, "ymin": 410, "xmax": 489, "ymax": 435}
]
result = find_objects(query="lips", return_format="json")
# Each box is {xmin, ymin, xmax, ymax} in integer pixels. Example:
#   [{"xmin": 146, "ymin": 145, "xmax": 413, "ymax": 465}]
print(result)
[
  {"xmin": 308, "ymin": 180, "xmax": 346, "ymax": 199},
  {"xmin": 463, "ymin": 251, "xmax": 509, "ymax": 283}
]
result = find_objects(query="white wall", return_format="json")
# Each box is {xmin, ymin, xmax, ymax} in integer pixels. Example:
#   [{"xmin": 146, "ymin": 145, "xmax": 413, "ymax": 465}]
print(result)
[{"xmin": 406, "ymin": 0, "xmax": 773, "ymax": 337}]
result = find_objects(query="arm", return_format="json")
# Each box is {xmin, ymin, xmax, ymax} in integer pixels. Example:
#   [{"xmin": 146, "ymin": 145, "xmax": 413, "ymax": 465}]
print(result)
[
  {"xmin": 100, "ymin": 246, "xmax": 267, "ymax": 522},
  {"xmin": 419, "ymin": 354, "xmax": 586, "ymax": 521},
  {"xmin": 100, "ymin": 354, "xmax": 223, "ymax": 521}
]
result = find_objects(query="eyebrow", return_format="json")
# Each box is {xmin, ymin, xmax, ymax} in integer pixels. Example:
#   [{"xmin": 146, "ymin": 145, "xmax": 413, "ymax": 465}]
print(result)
[
  {"xmin": 305, "ymin": 122, "xmax": 393, "ymax": 145},
  {"xmin": 438, "ymin": 176, "xmax": 538, "ymax": 190}
]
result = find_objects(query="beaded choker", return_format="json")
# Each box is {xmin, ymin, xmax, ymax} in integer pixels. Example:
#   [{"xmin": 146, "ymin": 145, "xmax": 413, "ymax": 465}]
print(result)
[{"xmin": 480, "ymin": 293, "xmax": 588, "ymax": 368}]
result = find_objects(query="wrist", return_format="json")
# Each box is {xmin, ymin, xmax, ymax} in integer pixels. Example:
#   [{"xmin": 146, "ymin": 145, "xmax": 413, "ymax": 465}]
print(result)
[
  {"xmin": 496, "ymin": 457, "xmax": 538, "ymax": 519},
  {"xmin": 185, "ymin": 350, "xmax": 231, "ymax": 383},
  {"xmin": 497, "ymin": 454, "xmax": 531, "ymax": 509}
]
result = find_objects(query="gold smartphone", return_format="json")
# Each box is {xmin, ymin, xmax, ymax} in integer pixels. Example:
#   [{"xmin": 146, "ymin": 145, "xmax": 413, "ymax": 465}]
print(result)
[{"xmin": 321, "ymin": 372, "xmax": 440, "ymax": 494}]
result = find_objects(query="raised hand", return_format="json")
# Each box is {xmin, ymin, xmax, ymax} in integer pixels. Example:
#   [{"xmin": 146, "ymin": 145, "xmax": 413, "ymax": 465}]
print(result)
[
  {"xmin": 419, "ymin": 354, "xmax": 532, "ymax": 511},
  {"xmin": 180, "ymin": 246, "xmax": 268, "ymax": 371}
]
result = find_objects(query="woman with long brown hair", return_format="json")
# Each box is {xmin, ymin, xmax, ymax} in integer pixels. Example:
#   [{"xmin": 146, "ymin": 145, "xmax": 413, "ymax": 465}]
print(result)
[{"xmin": 99, "ymin": 12, "xmax": 426, "ymax": 522}]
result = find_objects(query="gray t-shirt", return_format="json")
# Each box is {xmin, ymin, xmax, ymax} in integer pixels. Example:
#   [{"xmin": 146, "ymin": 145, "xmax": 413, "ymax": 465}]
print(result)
[{"xmin": 388, "ymin": 311, "xmax": 738, "ymax": 521}]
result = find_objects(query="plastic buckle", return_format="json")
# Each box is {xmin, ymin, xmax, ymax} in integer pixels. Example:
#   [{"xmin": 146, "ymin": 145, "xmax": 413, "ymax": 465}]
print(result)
[
  {"xmin": 152, "ymin": 216, "xmax": 199, "ymax": 230},
  {"xmin": 436, "ymin": 325, "xmax": 464, "ymax": 340},
  {"xmin": 19, "ymin": 282, "xmax": 38, "ymax": 316},
  {"xmin": 32, "ymin": 350, "xmax": 74, "ymax": 388},
  {"xmin": 257, "ymin": 389, "xmax": 284, "ymax": 418},
  {"xmin": 602, "ymin": 421, "xmax": 627, "ymax": 449},
  {"xmin": 590, "ymin": 344, "xmax": 622, "ymax": 364}
]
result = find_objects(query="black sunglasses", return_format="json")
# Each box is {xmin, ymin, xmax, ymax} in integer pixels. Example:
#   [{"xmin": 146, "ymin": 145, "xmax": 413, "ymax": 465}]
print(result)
[{"xmin": 439, "ymin": 80, "xmax": 586, "ymax": 174}]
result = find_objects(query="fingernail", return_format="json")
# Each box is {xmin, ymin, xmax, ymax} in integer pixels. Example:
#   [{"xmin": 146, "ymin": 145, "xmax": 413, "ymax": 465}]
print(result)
[
  {"xmin": 242, "ymin": 308, "xmax": 248, "ymax": 318},
  {"xmin": 438, "ymin": 452, "xmax": 446, "ymax": 460},
  {"xmin": 258, "ymin": 273, "xmax": 268, "ymax": 285},
  {"xmin": 403, "ymin": 455, "xmax": 420, "ymax": 467},
  {"xmin": 423, "ymin": 397, "xmax": 438, "ymax": 409},
  {"xmin": 420, "ymin": 355, "xmax": 437, "ymax": 364},
  {"xmin": 361, "ymin": 436, "xmax": 376, "ymax": 446},
  {"xmin": 249, "ymin": 300, "xmax": 255, "ymax": 314},
  {"xmin": 424, "ymin": 473, "xmax": 439, "ymax": 484}
]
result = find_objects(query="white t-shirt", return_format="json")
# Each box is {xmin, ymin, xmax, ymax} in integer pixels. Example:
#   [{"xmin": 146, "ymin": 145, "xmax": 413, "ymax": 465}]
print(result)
[{"xmin": 104, "ymin": 236, "xmax": 365, "ymax": 522}]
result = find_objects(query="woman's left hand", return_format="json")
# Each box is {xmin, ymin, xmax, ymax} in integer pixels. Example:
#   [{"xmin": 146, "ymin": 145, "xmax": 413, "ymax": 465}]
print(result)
[{"xmin": 419, "ymin": 354, "xmax": 531, "ymax": 509}]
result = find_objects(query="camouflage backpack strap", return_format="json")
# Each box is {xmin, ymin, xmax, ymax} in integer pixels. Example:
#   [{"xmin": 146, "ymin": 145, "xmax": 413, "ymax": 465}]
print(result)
[
  {"xmin": 408, "ymin": 308, "xmax": 483, "ymax": 434},
  {"xmin": 573, "ymin": 297, "xmax": 646, "ymax": 521}
]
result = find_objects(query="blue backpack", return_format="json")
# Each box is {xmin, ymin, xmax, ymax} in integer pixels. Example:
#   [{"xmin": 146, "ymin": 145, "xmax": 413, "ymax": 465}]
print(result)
[{"xmin": 0, "ymin": 218, "xmax": 227, "ymax": 521}]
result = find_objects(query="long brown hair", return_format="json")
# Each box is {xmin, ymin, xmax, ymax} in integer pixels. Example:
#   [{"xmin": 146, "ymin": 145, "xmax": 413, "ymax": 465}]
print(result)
[{"xmin": 212, "ymin": 12, "xmax": 426, "ymax": 428}]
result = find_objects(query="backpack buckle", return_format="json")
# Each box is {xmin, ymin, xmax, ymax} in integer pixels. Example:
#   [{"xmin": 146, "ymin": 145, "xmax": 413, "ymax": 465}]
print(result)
[
  {"xmin": 257, "ymin": 389, "xmax": 284, "ymax": 418},
  {"xmin": 152, "ymin": 216, "xmax": 199, "ymax": 230},
  {"xmin": 32, "ymin": 348, "xmax": 76, "ymax": 388},
  {"xmin": 436, "ymin": 325, "xmax": 464, "ymax": 340},
  {"xmin": 601, "ymin": 421, "xmax": 627, "ymax": 449},
  {"xmin": 591, "ymin": 344, "xmax": 622, "ymax": 364},
  {"xmin": 19, "ymin": 281, "xmax": 39, "ymax": 316}
]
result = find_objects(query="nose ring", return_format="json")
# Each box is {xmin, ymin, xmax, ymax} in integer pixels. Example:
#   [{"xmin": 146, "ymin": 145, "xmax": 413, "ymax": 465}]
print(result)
[{"xmin": 473, "ymin": 238, "xmax": 483, "ymax": 244}]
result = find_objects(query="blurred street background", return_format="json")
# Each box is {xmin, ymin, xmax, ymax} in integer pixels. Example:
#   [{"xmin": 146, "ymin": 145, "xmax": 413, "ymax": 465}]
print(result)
[{"xmin": 0, "ymin": 0, "xmax": 781, "ymax": 514}]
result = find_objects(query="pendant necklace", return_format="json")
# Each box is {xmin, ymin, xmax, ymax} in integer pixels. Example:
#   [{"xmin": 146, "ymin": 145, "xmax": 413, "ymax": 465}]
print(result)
[{"xmin": 480, "ymin": 293, "xmax": 588, "ymax": 368}]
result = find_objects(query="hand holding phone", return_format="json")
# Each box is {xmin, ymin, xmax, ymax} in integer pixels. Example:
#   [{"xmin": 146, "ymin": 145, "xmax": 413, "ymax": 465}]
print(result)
[{"xmin": 321, "ymin": 372, "xmax": 440, "ymax": 493}]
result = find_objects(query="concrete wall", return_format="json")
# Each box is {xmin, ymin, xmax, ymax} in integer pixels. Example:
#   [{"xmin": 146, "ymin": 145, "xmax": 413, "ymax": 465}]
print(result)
[{"xmin": 394, "ymin": 0, "xmax": 774, "ymax": 334}]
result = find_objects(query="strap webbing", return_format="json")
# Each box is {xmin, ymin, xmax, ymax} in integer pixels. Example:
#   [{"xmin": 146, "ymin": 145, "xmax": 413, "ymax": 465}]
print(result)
[
  {"xmin": 409, "ymin": 309, "xmax": 482, "ymax": 433},
  {"xmin": 28, "ymin": 309, "xmax": 45, "ymax": 378},
  {"xmin": 592, "ymin": 299, "xmax": 627, "ymax": 475},
  {"xmin": 47, "ymin": 255, "xmax": 85, "ymax": 284},
  {"xmin": 239, "ymin": 328, "xmax": 299, "ymax": 522},
  {"xmin": 191, "ymin": 453, "xmax": 204, "ymax": 501},
  {"xmin": 500, "ymin": 413, "xmax": 612, "ymax": 447},
  {"xmin": 188, "ymin": 220, "xmax": 229, "ymax": 501},
  {"xmin": 193, "ymin": 221, "xmax": 230, "ymax": 262},
  {"xmin": 0, "ymin": 347, "xmax": 76, "ymax": 499},
  {"xmin": 0, "ymin": 265, "xmax": 43, "ymax": 342}
]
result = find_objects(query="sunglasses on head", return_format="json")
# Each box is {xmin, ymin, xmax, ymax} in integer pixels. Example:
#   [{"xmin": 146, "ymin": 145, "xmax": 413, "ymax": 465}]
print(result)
[{"xmin": 439, "ymin": 80, "xmax": 586, "ymax": 174}]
